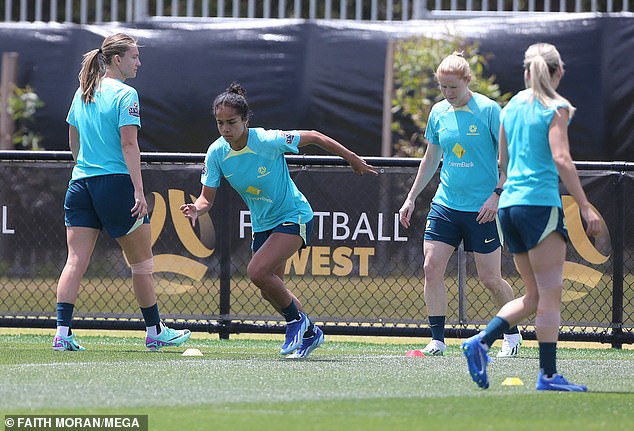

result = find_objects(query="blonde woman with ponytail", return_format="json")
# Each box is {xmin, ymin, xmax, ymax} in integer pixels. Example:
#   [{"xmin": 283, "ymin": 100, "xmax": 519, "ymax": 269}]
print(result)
[
  {"xmin": 54, "ymin": 33, "xmax": 191, "ymax": 352},
  {"xmin": 462, "ymin": 43, "xmax": 601, "ymax": 391}
]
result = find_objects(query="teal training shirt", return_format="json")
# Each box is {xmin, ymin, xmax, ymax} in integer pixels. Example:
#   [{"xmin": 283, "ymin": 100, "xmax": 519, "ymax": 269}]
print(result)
[
  {"xmin": 201, "ymin": 128, "xmax": 314, "ymax": 232},
  {"xmin": 499, "ymin": 89, "xmax": 568, "ymax": 209},
  {"xmin": 66, "ymin": 77, "xmax": 141, "ymax": 181},
  {"xmin": 425, "ymin": 92, "xmax": 501, "ymax": 212}
]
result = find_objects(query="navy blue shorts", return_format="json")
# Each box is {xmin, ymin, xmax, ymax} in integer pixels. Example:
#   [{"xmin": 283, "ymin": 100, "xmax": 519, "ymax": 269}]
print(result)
[
  {"xmin": 498, "ymin": 205, "xmax": 569, "ymax": 254},
  {"xmin": 424, "ymin": 202, "xmax": 501, "ymax": 254},
  {"xmin": 64, "ymin": 174, "xmax": 150, "ymax": 238},
  {"xmin": 252, "ymin": 219, "xmax": 314, "ymax": 253}
]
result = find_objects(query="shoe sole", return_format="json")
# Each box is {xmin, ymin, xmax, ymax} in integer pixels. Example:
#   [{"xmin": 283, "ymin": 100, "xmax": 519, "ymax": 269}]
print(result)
[
  {"xmin": 421, "ymin": 349, "xmax": 444, "ymax": 356},
  {"xmin": 496, "ymin": 350, "xmax": 519, "ymax": 358},
  {"xmin": 462, "ymin": 341, "xmax": 490, "ymax": 389},
  {"xmin": 52, "ymin": 346, "xmax": 85, "ymax": 351},
  {"xmin": 146, "ymin": 331, "xmax": 192, "ymax": 351},
  {"xmin": 536, "ymin": 379, "xmax": 587, "ymax": 392},
  {"xmin": 52, "ymin": 337, "xmax": 85, "ymax": 351},
  {"xmin": 286, "ymin": 332, "xmax": 325, "ymax": 359}
]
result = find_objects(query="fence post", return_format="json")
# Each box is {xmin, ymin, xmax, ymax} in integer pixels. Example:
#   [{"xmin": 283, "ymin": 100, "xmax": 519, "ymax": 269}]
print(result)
[
  {"xmin": 217, "ymin": 181, "xmax": 233, "ymax": 340},
  {"xmin": 611, "ymin": 172, "xmax": 625, "ymax": 348},
  {"xmin": 0, "ymin": 52, "xmax": 19, "ymax": 150}
]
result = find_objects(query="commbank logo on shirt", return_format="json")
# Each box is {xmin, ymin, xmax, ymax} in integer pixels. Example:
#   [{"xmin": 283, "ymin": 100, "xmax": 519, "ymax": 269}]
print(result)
[
  {"xmin": 452, "ymin": 143, "xmax": 466, "ymax": 158},
  {"xmin": 246, "ymin": 186, "xmax": 262, "ymax": 195}
]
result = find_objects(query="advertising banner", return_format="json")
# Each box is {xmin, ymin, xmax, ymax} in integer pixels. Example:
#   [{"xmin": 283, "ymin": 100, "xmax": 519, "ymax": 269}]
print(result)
[{"xmin": 0, "ymin": 159, "xmax": 631, "ymax": 336}]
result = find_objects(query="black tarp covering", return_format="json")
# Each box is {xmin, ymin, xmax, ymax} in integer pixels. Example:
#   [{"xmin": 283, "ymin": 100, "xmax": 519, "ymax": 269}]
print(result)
[{"xmin": 0, "ymin": 14, "xmax": 632, "ymax": 160}]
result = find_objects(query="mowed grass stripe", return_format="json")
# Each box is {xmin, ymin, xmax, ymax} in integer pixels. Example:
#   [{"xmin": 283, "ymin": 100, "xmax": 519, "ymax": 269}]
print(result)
[{"xmin": 1, "ymin": 333, "xmax": 633, "ymax": 431}]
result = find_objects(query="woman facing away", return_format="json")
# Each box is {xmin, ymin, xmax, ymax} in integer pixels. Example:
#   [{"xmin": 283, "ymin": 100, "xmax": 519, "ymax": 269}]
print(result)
[
  {"xmin": 54, "ymin": 33, "xmax": 191, "ymax": 351},
  {"xmin": 461, "ymin": 43, "xmax": 601, "ymax": 391},
  {"xmin": 181, "ymin": 82, "xmax": 378, "ymax": 358}
]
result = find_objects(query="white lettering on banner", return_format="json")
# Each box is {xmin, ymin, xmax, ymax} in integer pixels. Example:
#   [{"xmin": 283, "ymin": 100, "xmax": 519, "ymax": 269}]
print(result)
[
  {"xmin": 377, "ymin": 213, "xmax": 390, "ymax": 241},
  {"xmin": 332, "ymin": 212, "xmax": 350, "ymax": 240},
  {"xmin": 313, "ymin": 211, "xmax": 330, "ymax": 239},
  {"xmin": 2, "ymin": 206, "xmax": 15, "ymax": 234},
  {"xmin": 239, "ymin": 210, "xmax": 251, "ymax": 238},
  {"xmin": 352, "ymin": 213, "xmax": 373, "ymax": 240},
  {"xmin": 239, "ymin": 210, "xmax": 408, "ymax": 242}
]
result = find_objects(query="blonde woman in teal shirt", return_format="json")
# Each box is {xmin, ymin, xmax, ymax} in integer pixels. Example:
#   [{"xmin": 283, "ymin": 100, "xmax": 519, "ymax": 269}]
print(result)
[
  {"xmin": 55, "ymin": 33, "xmax": 191, "ymax": 352},
  {"xmin": 462, "ymin": 43, "xmax": 601, "ymax": 391},
  {"xmin": 400, "ymin": 52, "xmax": 521, "ymax": 358}
]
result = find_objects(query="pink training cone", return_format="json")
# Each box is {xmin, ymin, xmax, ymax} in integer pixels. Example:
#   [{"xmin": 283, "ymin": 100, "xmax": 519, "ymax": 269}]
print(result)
[{"xmin": 405, "ymin": 349, "xmax": 426, "ymax": 357}]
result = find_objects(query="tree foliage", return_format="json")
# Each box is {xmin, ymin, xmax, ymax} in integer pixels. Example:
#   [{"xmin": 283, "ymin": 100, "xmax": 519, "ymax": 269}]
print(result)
[
  {"xmin": 8, "ymin": 85, "xmax": 45, "ymax": 150},
  {"xmin": 391, "ymin": 34, "xmax": 511, "ymax": 157}
]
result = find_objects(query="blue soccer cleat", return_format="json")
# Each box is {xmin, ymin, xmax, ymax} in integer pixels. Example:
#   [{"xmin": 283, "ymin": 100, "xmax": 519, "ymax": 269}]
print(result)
[
  {"xmin": 536, "ymin": 372, "xmax": 587, "ymax": 392},
  {"xmin": 280, "ymin": 312, "xmax": 309, "ymax": 355},
  {"xmin": 462, "ymin": 333, "xmax": 492, "ymax": 389},
  {"xmin": 146, "ymin": 322, "xmax": 191, "ymax": 351},
  {"xmin": 286, "ymin": 325, "xmax": 325, "ymax": 359},
  {"xmin": 52, "ymin": 333, "xmax": 86, "ymax": 351}
]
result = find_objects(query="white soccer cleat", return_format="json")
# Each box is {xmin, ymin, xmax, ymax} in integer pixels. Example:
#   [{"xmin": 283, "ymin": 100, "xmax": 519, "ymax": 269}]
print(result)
[
  {"xmin": 496, "ymin": 333, "xmax": 522, "ymax": 358},
  {"xmin": 421, "ymin": 339, "xmax": 447, "ymax": 356}
]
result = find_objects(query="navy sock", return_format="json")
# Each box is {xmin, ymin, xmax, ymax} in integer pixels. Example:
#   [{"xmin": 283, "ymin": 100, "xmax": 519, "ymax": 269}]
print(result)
[
  {"xmin": 56, "ymin": 302, "xmax": 75, "ymax": 332},
  {"xmin": 140, "ymin": 303, "xmax": 161, "ymax": 328},
  {"xmin": 281, "ymin": 301, "xmax": 301, "ymax": 322},
  {"xmin": 480, "ymin": 316, "xmax": 510, "ymax": 348},
  {"xmin": 429, "ymin": 316, "xmax": 445, "ymax": 343},
  {"xmin": 539, "ymin": 342, "xmax": 558, "ymax": 376}
]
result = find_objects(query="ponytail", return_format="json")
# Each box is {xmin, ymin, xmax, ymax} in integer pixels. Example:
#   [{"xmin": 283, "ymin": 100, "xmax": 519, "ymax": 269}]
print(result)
[
  {"xmin": 523, "ymin": 43, "xmax": 576, "ymax": 119},
  {"xmin": 78, "ymin": 49, "xmax": 104, "ymax": 103}
]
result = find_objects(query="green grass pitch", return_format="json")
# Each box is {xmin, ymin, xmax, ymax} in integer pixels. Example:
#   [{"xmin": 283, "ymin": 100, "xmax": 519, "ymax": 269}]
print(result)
[{"xmin": 1, "ymin": 332, "xmax": 633, "ymax": 431}]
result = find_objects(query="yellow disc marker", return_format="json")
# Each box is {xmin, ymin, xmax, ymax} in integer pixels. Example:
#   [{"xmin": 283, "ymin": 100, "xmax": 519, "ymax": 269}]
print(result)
[{"xmin": 501, "ymin": 377, "xmax": 524, "ymax": 386}]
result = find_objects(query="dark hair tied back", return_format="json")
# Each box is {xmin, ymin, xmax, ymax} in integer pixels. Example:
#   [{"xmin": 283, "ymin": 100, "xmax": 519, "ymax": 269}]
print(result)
[
  {"xmin": 227, "ymin": 81, "xmax": 247, "ymax": 98},
  {"xmin": 213, "ymin": 81, "xmax": 251, "ymax": 121}
]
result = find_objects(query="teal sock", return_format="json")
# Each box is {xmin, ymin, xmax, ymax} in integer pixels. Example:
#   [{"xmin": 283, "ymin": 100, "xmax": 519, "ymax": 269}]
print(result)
[
  {"xmin": 56, "ymin": 302, "xmax": 74, "ymax": 334},
  {"xmin": 539, "ymin": 342, "xmax": 557, "ymax": 376},
  {"xmin": 429, "ymin": 316, "xmax": 445, "ymax": 343},
  {"xmin": 281, "ymin": 301, "xmax": 301, "ymax": 322},
  {"xmin": 480, "ymin": 316, "xmax": 510, "ymax": 348}
]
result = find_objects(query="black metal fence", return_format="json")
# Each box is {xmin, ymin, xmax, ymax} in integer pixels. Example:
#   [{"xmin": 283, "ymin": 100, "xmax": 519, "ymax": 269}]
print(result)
[{"xmin": 0, "ymin": 151, "xmax": 632, "ymax": 347}]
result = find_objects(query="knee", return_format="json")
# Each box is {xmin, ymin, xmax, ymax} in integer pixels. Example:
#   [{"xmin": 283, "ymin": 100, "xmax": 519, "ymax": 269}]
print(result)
[
  {"xmin": 130, "ymin": 257, "xmax": 153, "ymax": 275},
  {"xmin": 522, "ymin": 292, "xmax": 539, "ymax": 312},
  {"xmin": 535, "ymin": 308, "xmax": 561, "ymax": 328},
  {"xmin": 480, "ymin": 275, "xmax": 502, "ymax": 292},
  {"xmin": 247, "ymin": 260, "xmax": 268, "ymax": 285},
  {"xmin": 65, "ymin": 254, "xmax": 91, "ymax": 275},
  {"xmin": 423, "ymin": 259, "xmax": 445, "ymax": 282}
]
